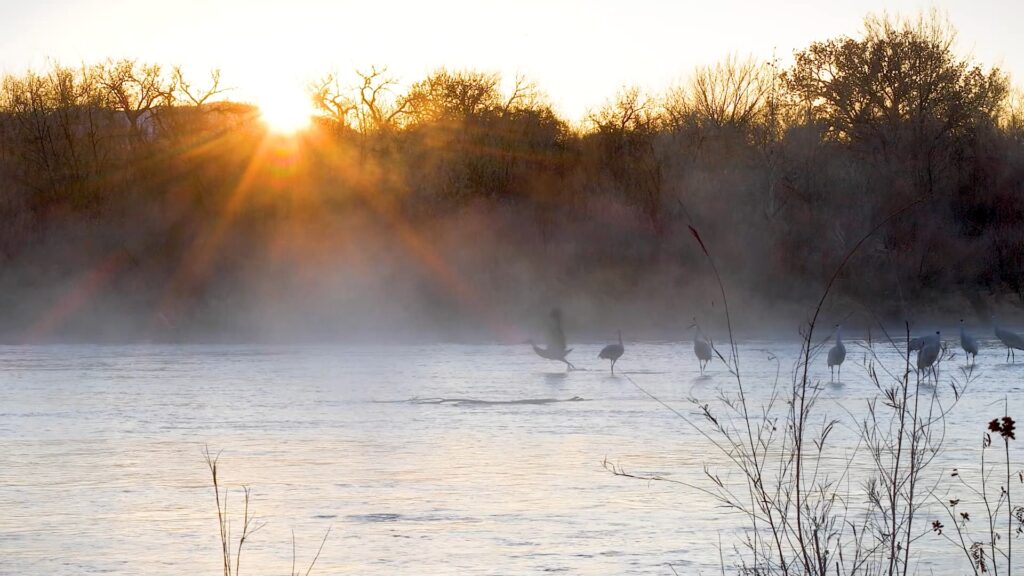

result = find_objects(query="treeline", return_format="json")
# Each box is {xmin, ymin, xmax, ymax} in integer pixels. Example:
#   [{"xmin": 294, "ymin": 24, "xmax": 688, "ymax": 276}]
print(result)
[{"xmin": 0, "ymin": 13, "xmax": 1022, "ymax": 341}]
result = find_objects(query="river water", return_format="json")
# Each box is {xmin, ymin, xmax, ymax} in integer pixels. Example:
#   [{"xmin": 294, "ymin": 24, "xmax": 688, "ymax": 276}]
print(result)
[{"xmin": 1, "ymin": 338, "xmax": 1022, "ymax": 574}]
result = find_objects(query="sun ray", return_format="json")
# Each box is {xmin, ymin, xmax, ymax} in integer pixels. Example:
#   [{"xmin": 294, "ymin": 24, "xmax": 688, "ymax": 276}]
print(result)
[
  {"xmin": 149, "ymin": 131, "xmax": 282, "ymax": 332},
  {"xmin": 329, "ymin": 146, "xmax": 515, "ymax": 341}
]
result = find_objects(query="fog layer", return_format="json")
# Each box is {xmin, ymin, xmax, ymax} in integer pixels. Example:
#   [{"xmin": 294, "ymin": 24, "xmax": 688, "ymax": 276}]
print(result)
[{"xmin": 1, "ymin": 14, "xmax": 1021, "ymax": 342}]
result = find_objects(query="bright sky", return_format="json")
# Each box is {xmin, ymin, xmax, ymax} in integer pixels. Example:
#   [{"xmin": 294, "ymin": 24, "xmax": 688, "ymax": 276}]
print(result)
[{"xmin": 0, "ymin": 0, "xmax": 1020, "ymax": 122}]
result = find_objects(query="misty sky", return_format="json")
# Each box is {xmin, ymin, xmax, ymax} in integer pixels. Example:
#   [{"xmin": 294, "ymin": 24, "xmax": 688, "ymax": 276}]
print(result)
[{"xmin": 0, "ymin": 0, "xmax": 1020, "ymax": 121}]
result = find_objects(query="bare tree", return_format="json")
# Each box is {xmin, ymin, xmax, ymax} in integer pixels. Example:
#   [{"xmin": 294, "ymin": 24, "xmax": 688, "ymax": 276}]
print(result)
[
  {"xmin": 588, "ymin": 86, "xmax": 659, "ymax": 134},
  {"xmin": 1002, "ymin": 88, "xmax": 1024, "ymax": 137},
  {"xmin": 502, "ymin": 73, "xmax": 543, "ymax": 113},
  {"xmin": 0, "ymin": 63, "xmax": 110, "ymax": 201},
  {"xmin": 311, "ymin": 66, "xmax": 408, "ymax": 133},
  {"xmin": 588, "ymin": 87, "xmax": 665, "ymax": 234},
  {"xmin": 354, "ymin": 66, "xmax": 409, "ymax": 132},
  {"xmin": 173, "ymin": 66, "xmax": 227, "ymax": 107},
  {"xmin": 95, "ymin": 59, "xmax": 174, "ymax": 142},
  {"xmin": 688, "ymin": 54, "xmax": 774, "ymax": 130},
  {"xmin": 784, "ymin": 12, "xmax": 1008, "ymax": 147},
  {"xmin": 405, "ymin": 68, "xmax": 503, "ymax": 125},
  {"xmin": 310, "ymin": 74, "xmax": 357, "ymax": 128}
]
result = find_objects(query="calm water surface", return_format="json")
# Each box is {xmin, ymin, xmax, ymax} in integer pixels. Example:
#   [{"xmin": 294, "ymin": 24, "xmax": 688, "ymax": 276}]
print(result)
[{"xmin": 1, "ymin": 339, "xmax": 1023, "ymax": 574}]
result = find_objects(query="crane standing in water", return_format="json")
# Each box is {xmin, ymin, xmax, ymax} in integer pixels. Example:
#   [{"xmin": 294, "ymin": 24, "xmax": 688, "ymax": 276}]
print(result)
[
  {"xmin": 527, "ymin": 308, "xmax": 576, "ymax": 371},
  {"xmin": 917, "ymin": 330, "xmax": 941, "ymax": 384},
  {"xmin": 908, "ymin": 332, "xmax": 940, "ymax": 352},
  {"xmin": 993, "ymin": 317, "xmax": 1024, "ymax": 363},
  {"xmin": 691, "ymin": 320, "xmax": 713, "ymax": 375},
  {"xmin": 598, "ymin": 331, "xmax": 625, "ymax": 374},
  {"xmin": 960, "ymin": 319, "xmax": 979, "ymax": 366},
  {"xmin": 827, "ymin": 325, "xmax": 846, "ymax": 382}
]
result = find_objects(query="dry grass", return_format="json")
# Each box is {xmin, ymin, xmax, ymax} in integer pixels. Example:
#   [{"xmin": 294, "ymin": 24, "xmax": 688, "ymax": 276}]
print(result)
[
  {"xmin": 603, "ymin": 200, "xmax": 1024, "ymax": 574},
  {"xmin": 203, "ymin": 446, "xmax": 330, "ymax": 576}
]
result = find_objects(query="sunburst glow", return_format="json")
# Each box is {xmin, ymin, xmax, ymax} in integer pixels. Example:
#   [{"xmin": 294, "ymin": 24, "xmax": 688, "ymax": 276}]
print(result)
[{"xmin": 256, "ymin": 88, "xmax": 313, "ymax": 135}]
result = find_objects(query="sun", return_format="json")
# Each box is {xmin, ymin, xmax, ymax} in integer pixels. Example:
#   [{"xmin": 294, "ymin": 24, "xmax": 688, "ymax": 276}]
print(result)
[{"xmin": 256, "ymin": 88, "xmax": 313, "ymax": 135}]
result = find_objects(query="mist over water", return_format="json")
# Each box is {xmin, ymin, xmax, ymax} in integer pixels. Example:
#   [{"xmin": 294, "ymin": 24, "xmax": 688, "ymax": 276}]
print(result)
[{"xmin": 1, "ymin": 339, "xmax": 1019, "ymax": 574}]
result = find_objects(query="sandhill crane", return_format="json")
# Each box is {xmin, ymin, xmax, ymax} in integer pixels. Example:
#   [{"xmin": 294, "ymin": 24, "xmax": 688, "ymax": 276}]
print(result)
[
  {"xmin": 908, "ymin": 332, "xmax": 939, "ymax": 352},
  {"xmin": 690, "ymin": 320, "xmax": 713, "ymax": 375},
  {"xmin": 598, "ymin": 330, "xmax": 625, "ymax": 374},
  {"xmin": 960, "ymin": 319, "xmax": 979, "ymax": 366},
  {"xmin": 827, "ymin": 325, "xmax": 846, "ymax": 381},
  {"xmin": 993, "ymin": 317, "xmax": 1024, "ymax": 363},
  {"xmin": 527, "ymin": 308, "xmax": 575, "ymax": 371},
  {"xmin": 917, "ymin": 330, "xmax": 941, "ymax": 383},
  {"xmin": 527, "ymin": 340, "xmax": 576, "ymax": 370}
]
